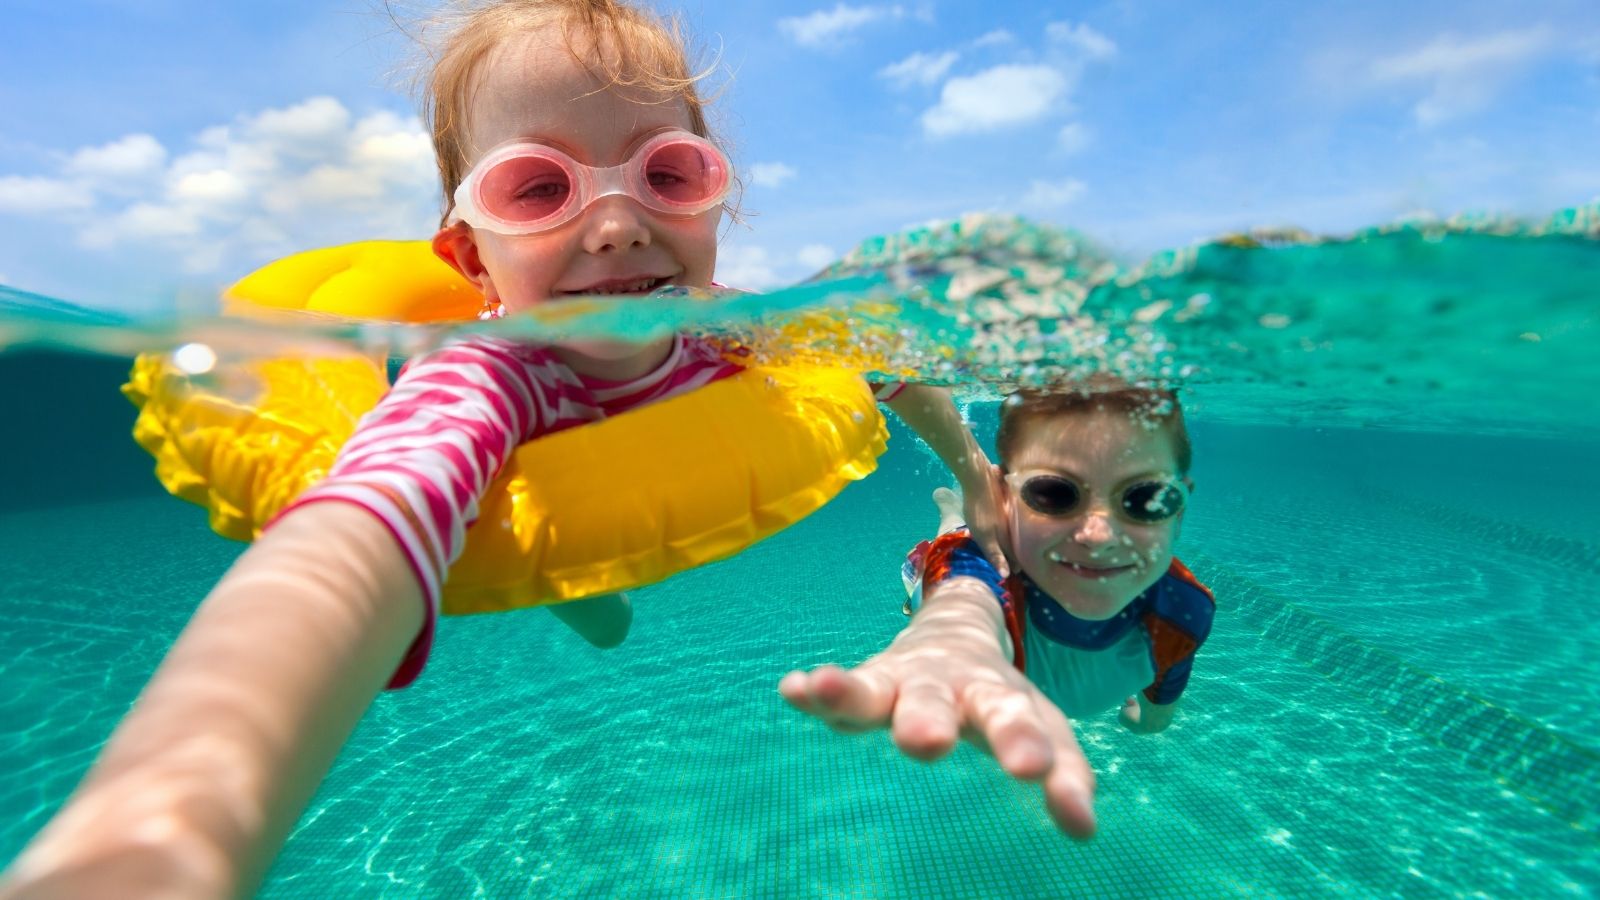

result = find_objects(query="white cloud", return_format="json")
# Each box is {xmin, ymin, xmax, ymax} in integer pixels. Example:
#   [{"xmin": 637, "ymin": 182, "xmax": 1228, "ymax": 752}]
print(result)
[
  {"xmin": 973, "ymin": 29, "xmax": 1014, "ymax": 49},
  {"xmin": 715, "ymin": 243, "xmax": 845, "ymax": 288},
  {"xmin": 1369, "ymin": 27, "xmax": 1557, "ymax": 126},
  {"xmin": 908, "ymin": 21, "xmax": 1115, "ymax": 139},
  {"xmin": 1372, "ymin": 28, "xmax": 1553, "ymax": 80},
  {"xmin": 1046, "ymin": 21, "xmax": 1118, "ymax": 61},
  {"xmin": 171, "ymin": 169, "xmax": 249, "ymax": 207},
  {"xmin": 0, "ymin": 176, "xmax": 95, "ymax": 214},
  {"xmin": 921, "ymin": 65, "xmax": 1070, "ymax": 137},
  {"xmin": 797, "ymin": 244, "xmax": 836, "ymax": 271},
  {"xmin": 65, "ymin": 134, "xmax": 167, "ymax": 183},
  {"xmin": 0, "ymin": 96, "xmax": 438, "ymax": 278},
  {"xmin": 1023, "ymin": 178, "xmax": 1087, "ymax": 208},
  {"xmin": 749, "ymin": 162, "xmax": 798, "ymax": 188},
  {"xmin": 1057, "ymin": 122, "xmax": 1092, "ymax": 154},
  {"xmin": 780, "ymin": 4, "xmax": 906, "ymax": 49},
  {"xmin": 716, "ymin": 245, "xmax": 783, "ymax": 290},
  {"xmin": 246, "ymin": 96, "xmax": 353, "ymax": 158},
  {"xmin": 880, "ymin": 50, "xmax": 960, "ymax": 88},
  {"xmin": 80, "ymin": 202, "xmax": 202, "ymax": 249}
]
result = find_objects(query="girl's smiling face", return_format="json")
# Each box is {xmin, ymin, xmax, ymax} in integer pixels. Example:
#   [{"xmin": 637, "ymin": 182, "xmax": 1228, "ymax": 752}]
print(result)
[
  {"xmin": 432, "ymin": 26, "xmax": 721, "ymax": 373},
  {"xmin": 1003, "ymin": 407, "xmax": 1187, "ymax": 621}
]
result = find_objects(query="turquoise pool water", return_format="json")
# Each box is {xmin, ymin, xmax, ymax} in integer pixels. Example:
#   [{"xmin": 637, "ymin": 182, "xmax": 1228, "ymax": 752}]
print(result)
[
  {"xmin": 1, "ymin": 350, "xmax": 1596, "ymax": 897},
  {"xmin": 2, "ymin": 210, "xmax": 1598, "ymax": 896}
]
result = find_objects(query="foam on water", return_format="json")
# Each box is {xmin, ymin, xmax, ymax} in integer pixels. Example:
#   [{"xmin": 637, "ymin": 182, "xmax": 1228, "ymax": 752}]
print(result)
[{"xmin": 2, "ymin": 202, "xmax": 1597, "ymax": 433}]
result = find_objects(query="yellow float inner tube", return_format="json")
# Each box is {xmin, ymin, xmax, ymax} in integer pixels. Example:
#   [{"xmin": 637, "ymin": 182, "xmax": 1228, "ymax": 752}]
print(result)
[
  {"xmin": 225, "ymin": 239, "xmax": 484, "ymax": 322},
  {"xmin": 125, "ymin": 240, "xmax": 887, "ymax": 614}
]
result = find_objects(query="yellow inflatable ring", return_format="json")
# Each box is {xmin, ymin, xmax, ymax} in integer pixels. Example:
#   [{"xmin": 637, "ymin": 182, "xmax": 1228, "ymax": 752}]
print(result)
[{"xmin": 125, "ymin": 240, "xmax": 887, "ymax": 614}]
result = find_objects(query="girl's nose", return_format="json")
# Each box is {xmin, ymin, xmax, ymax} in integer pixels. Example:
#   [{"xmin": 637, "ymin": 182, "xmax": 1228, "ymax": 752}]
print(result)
[{"xmin": 581, "ymin": 196, "xmax": 653, "ymax": 254}]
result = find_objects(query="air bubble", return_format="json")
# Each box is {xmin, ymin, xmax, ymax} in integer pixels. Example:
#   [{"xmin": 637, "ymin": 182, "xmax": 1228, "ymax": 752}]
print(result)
[{"xmin": 171, "ymin": 343, "xmax": 218, "ymax": 375}]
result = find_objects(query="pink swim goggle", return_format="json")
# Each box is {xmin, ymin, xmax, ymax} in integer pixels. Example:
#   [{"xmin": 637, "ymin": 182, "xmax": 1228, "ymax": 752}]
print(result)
[{"xmin": 447, "ymin": 129, "xmax": 732, "ymax": 235}]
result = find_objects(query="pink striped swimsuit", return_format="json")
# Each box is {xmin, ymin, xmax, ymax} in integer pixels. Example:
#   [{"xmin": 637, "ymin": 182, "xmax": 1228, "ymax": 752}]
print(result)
[{"xmin": 280, "ymin": 334, "xmax": 744, "ymax": 687}]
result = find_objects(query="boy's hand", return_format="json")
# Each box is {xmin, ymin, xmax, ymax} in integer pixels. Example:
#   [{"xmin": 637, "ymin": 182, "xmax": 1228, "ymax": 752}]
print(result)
[
  {"xmin": 779, "ymin": 615, "xmax": 1096, "ymax": 839},
  {"xmin": 1118, "ymin": 696, "xmax": 1140, "ymax": 727},
  {"xmin": 1118, "ymin": 694, "xmax": 1178, "ymax": 734}
]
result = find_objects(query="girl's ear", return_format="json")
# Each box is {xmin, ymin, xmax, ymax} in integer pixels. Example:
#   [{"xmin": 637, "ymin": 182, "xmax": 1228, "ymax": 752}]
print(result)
[{"xmin": 433, "ymin": 224, "xmax": 498, "ymax": 302}]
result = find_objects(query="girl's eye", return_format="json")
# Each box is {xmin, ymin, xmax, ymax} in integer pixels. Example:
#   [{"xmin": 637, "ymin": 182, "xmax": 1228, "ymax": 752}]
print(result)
[
  {"xmin": 516, "ymin": 180, "xmax": 568, "ymax": 201},
  {"xmin": 646, "ymin": 168, "xmax": 688, "ymax": 187},
  {"xmin": 477, "ymin": 154, "xmax": 574, "ymax": 219}
]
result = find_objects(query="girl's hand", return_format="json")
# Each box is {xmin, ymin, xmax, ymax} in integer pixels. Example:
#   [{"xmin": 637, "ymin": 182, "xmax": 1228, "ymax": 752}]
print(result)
[
  {"xmin": 0, "ymin": 838, "xmax": 230, "ymax": 900},
  {"xmin": 960, "ymin": 463, "xmax": 1011, "ymax": 577},
  {"xmin": 779, "ymin": 589, "xmax": 1096, "ymax": 839}
]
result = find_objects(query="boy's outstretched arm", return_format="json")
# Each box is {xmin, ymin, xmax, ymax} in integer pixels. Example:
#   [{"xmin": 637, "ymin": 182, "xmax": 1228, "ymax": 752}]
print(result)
[
  {"xmin": 0, "ymin": 502, "xmax": 424, "ymax": 900},
  {"xmin": 881, "ymin": 384, "xmax": 1009, "ymax": 573},
  {"xmin": 779, "ymin": 577, "xmax": 1097, "ymax": 839}
]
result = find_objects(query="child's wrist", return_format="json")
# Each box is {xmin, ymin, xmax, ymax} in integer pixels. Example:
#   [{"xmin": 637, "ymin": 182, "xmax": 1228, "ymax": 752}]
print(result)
[
  {"xmin": 901, "ymin": 588, "xmax": 1008, "ymax": 653},
  {"xmin": 4, "ymin": 806, "xmax": 241, "ymax": 899}
]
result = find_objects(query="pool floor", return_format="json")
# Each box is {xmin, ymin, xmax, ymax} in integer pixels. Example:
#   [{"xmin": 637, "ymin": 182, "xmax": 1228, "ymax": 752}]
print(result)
[{"xmin": 2, "ymin": 418, "xmax": 1597, "ymax": 898}]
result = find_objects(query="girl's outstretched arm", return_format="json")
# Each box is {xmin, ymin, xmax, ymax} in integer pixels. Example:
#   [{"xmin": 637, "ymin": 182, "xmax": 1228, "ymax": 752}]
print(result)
[
  {"xmin": 0, "ymin": 502, "xmax": 425, "ymax": 900},
  {"xmin": 882, "ymin": 384, "xmax": 1010, "ymax": 572}
]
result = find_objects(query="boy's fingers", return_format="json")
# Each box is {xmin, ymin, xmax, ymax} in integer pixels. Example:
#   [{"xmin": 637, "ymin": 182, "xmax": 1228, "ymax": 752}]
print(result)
[
  {"xmin": 1036, "ymin": 704, "xmax": 1098, "ymax": 840},
  {"xmin": 804, "ymin": 665, "xmax": 897, "ymax": 732},
  {"xmin": 1045, "ymin": 765, "xmax": 1098, "ymax": 840},
  {"xmin": 777, "ymin": 670, "xmax": 818, "ymax": 713},
  {"xmin": 962, "ymin": 682, "xmax": 1053, "ymax": 781},
  {"xmin": 889, "ymin": 675, "xmax": 962, "ymax": 761}
]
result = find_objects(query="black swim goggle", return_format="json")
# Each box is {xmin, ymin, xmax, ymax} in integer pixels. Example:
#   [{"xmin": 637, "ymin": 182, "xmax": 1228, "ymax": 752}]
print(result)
[{"xmin": 1004, "ymin": 470, "xmax": 1188, "ymax": 525}]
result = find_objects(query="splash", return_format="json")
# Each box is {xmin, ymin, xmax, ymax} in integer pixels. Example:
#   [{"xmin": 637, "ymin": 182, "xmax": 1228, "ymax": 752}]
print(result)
[{"xmin": 2, "ymin": 202, "xmax": 1597, "ymax": 435}]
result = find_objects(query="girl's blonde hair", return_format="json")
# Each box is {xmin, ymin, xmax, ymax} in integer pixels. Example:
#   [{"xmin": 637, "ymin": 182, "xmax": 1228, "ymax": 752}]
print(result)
[{"xmin": 418, "ymin": 0, "xmax": 719, "ymax": 224}]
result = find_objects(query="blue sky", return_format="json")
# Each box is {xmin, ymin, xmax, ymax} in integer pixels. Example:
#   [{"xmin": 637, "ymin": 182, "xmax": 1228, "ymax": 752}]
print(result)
[{"xmin": 2, "ymin": 0, "xmax": 1597, "ymax": 312}]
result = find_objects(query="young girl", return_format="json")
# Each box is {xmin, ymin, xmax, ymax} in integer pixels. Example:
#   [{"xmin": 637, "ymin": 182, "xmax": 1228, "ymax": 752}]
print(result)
[
  {"xmin": 780, "ymin": 387, "xmax": 1214, "ymax": 841},
  {"xmin": 0, "ymin": 2, "xmax": 996, "ymax": 896}
]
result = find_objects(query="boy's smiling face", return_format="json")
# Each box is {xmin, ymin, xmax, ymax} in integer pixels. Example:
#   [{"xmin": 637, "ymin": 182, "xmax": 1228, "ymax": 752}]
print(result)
[{"xmin": 1003, "ymin": 407, "xmax": 1186, "ymax": 621}]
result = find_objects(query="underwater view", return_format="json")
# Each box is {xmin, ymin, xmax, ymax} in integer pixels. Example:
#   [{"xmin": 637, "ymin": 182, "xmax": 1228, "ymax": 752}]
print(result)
[
  {"xmin": 2, "ymin": 206, "xmax": 1597, "ymax": 896},
  {"xmin": 4, "ymin": 1, "xmax": 1600, "ymax": 897}
]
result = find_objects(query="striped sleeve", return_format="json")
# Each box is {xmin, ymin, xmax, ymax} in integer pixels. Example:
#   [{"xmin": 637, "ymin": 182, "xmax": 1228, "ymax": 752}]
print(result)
[
  {"xmin": 586, "ymin": 335, "xmax": 743, "ymax": 416},
  {"xmin": 871, "ymin": 381, "xmax": 908, "ymax": 403},
  {"xmin": 273, "ymin": 339, "xmax": 544, "ymax": 687}
]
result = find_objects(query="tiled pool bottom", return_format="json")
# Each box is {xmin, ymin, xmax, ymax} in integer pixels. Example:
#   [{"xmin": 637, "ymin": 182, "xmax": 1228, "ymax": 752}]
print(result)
[{"xmin": 3, "ymin": 430, "xmax": 1597, "ymax": 897}]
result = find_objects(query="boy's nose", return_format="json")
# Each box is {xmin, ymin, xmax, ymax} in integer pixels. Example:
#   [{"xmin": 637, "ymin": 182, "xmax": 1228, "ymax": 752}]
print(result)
[
  {"xmin": 581, "ymin": 195, "xmax": 653, "ymax": 254},
  {"xmin": 1073, "ymin": 510, "xmax": 1117, "ymax": 547}
]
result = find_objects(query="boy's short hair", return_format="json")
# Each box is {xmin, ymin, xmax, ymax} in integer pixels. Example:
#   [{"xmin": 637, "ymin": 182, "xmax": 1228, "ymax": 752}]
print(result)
[
  {"xmin": 420, "ymin": 0, "xmax": 719, "ymax": 225},
  {"xmin": 996, "ymin": 386, "xmax": 1192, "ymax": 475}
]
